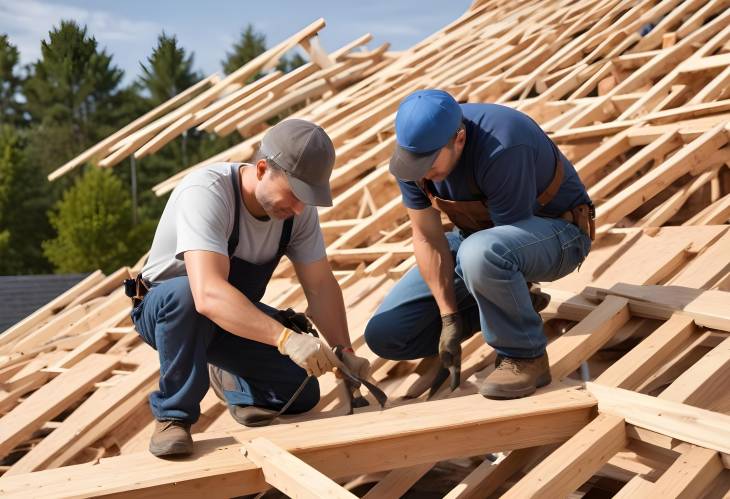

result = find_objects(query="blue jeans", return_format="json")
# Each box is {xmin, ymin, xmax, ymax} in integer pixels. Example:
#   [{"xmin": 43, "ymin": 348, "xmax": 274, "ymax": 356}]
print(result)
[
  {"xmin": 131, "ymin": 276, "xmax": 320, "ymax": 423},
  {"xmin": 365, "ymin": 216, "xmax": 591, "ymax": 359}
]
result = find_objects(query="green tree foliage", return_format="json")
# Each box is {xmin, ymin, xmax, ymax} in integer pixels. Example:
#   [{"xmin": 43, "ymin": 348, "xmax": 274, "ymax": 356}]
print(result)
[
  {"xmin": 139, "ymin": 32, "xmax": 202, "ymax": 106},
  {"xmin": 276, "ymin": 52, "xmax": 306, "ymax": 73},
  {"xmin": 0, "ymin": 126, "xmax": 53, "ymax": 273},
  {"xmin": 24, "ymin": 21, "xmax": 130, "ymax": 148},
  {"xmin": 0, "ymin": 35, "xmax": 25, "ymax": 126},
  {"xmin": 222, "ymin": 24, "xmax": 267, "ymax": 77},
  {"xmin": 42, "ymin": 167, "xmax": 150, "ymax": 273},
  {"xmin": 223, "ymin": 24, "xmax": 307, "ymax": 77},
  {"xmin": 133, "ymin": 32, "xmax": 205, "ymax": 221}
]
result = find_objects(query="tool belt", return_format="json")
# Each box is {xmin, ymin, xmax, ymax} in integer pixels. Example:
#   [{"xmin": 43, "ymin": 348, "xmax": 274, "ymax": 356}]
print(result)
[
  {"xmin": 559, "ymin": 203, "xmax": 596, "ymax": 241},
  {"xmin": 123, "ymin": 274, "xmax": 151, "ymax": 307}
]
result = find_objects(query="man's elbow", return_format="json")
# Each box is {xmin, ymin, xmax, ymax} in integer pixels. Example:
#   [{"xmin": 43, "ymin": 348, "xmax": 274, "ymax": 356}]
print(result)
[{"xmin": 190, "ymin": 286, "xmax": 218, "ymax": 318}]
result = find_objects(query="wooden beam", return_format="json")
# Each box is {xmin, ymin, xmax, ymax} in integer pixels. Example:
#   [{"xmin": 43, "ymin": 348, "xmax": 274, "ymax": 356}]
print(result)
[
  {"xmin": 0, "ymin": 386, "xmax": 595, "ymax": 498},
  {"xmin": 584, "ymin": 284, "xmax": 730, "ymax": 332},
  {"xmin": 243, "ymin": 437, "xmax": 357, "ymax": 499},
  {"xmin": 649, "ymin": 445, "xmax": 724, "ymax": 499},
  {"xmin": 502, "ymin": 413, "xmax": 627, "ymax": 498},
  {"xmin": 443, "ymin": 447, "xmax": 549, "ymax": 499},
  {"xmin": 585, "ymin": 383, "xmax": 730, "ymax": 460},
  {"xmin": 547, "ymin": 295, "xmax": 630, "ymax": 380},
  {"xmin": 0, "ymin": 353, "xmax": 119, "ymax": 460},
  {"xmin": 360, "ymin": 462, "xmax": 434, "ymax": 499},
  {"xmin": 595, "ymin": 314, "xmax": 697, "ymax": 389}
]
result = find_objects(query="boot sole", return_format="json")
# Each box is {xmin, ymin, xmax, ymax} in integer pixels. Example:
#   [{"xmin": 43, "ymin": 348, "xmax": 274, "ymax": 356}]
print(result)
[
  {"xmin": 229, "ymin": 405, "xmax": 279, "ymax": 427},
  {"xmin": 149, "ymin": 439, "xmax": 193, "ymax": 457},
  {"xmin": 480, "ymin": 372, "xmax": 552, "ymax": 400}
]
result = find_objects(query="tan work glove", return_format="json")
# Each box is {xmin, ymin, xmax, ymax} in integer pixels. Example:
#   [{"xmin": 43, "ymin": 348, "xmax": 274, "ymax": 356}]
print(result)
[
  {"xmin": 277, "ymin": 329, "xmax": 339, "ymax": 377},
  {"xmin": 336, "ymin": 348, "xmax": 371, "ymax": 380}
]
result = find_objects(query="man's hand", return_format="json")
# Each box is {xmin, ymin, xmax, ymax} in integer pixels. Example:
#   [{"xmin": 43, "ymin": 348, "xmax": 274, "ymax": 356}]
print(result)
[
  {"xmin": 336, "ymin": 349, "xmax": 371, "ymax": 380},
  {"xmin": 278, "ymin": 329, "xmax": 339, "ymax": 377},
  {"xmin": 439, "ymin": 313, "xmax": 464, "ymax": 390}
]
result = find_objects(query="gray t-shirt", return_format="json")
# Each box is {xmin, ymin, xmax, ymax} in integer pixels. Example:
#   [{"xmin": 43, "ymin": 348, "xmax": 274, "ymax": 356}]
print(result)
[{"xmin": 142, "ymin": 162, "xmax": 326, "ymax": 283}]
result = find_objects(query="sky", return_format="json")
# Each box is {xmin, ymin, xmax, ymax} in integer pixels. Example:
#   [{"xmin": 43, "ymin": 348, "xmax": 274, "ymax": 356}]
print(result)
[{"xmin": 0, "ymin": 0, "xmax": 472, "ymax": 84}]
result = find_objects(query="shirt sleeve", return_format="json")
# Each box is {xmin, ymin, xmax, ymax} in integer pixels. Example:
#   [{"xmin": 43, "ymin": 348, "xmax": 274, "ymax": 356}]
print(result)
[
  {"xmin": 479, "ymin": 145, "xmax": 538, "ymax": 225},
  {"xmin": 286, "ymin": 207, "xmax": 327, "ymax": 264},
  {"xmin": 174, "ymin": 186, "xmax": 231, "ymax": 259},
  {"xmin": 397, "ymin": 178, "xmax": 431, "ymax": 210}
]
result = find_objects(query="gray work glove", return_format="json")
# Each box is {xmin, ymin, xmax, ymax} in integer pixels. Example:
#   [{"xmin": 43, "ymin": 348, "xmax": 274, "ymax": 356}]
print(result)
[
  {"xmin": 438, "ymin": 312, "xmax": 464, "ymax": 391},
  {"xmin": 277, "ymin": 329, "xmax": 340, "ymax": 377}
]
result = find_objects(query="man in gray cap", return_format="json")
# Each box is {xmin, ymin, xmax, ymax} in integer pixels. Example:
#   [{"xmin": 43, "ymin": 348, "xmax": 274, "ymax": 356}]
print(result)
[{"xmin": 129, "ymin": 119, "xmax": 370, "ymax": 457}]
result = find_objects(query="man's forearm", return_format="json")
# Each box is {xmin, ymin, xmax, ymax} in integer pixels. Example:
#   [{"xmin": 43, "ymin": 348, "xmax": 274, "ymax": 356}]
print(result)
[
  {"xmin": 413, "ymin": 234, "xmax": 458, "ymax": 315},
  {"xmin": 196, "ymin": 280, "xmax": 283, "ymax": 346},
  {"xmin": 304, "ymin": 273, "xmax": 351, "ymax": 348}
]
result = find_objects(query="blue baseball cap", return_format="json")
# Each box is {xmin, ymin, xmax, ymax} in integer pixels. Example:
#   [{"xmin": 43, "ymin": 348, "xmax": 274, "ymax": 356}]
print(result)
[{"xmin": 390, "ymin": 89, "xmax": 463, "ymax": 181}]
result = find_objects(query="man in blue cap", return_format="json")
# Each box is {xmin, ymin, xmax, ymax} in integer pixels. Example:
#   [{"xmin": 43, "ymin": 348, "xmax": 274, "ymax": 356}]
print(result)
[{"xmin": 364, "ymin": 90, "xmax": 594, "ymax": 399}]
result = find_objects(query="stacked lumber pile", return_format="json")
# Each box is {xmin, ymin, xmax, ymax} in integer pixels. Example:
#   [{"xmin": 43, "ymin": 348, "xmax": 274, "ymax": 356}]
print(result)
[{"xmin": 1, "ymin": 0, "xmax": 729, "ymax": 496}]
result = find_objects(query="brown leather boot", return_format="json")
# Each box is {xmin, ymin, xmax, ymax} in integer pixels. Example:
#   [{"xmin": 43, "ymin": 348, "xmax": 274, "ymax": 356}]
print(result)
[
  {"xmin": 480, "ymin": 353, "xmax": 552, "ymax": 399},
  {"xmin": 149, "ymin": 420, "xmax": 193, "ymax": 457},
  {"xmin": 208, "ymin": 364, "xmax": 278, "ymax": 427}
]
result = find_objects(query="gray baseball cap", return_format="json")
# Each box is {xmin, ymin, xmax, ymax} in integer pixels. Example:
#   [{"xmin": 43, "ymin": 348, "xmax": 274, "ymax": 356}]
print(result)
[{"xmin": 260, "ymin": 119, "xmax": 335, "ymax": 207}]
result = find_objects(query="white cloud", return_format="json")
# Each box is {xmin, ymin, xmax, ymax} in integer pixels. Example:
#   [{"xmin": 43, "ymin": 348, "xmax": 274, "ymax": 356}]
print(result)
[{"xmin": 0, "ymin": 0, "xmax": 161, "ymax": 66}]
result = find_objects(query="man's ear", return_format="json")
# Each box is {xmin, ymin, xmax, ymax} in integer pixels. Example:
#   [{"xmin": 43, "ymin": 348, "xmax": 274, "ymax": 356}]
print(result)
[
  {"xmin": 455, "ymin": 127, "xmax": 466, "ymax": 147},
  {"xmin": 256, "ymin": 159, "xmax": 267, "ymax": 180}
]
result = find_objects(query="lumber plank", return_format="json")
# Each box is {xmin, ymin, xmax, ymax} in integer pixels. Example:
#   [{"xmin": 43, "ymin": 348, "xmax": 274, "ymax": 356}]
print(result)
[
  {"xmin": 0, "ymin": 353, "xmax": 119, "ymax": 460},
  {"xmin": 243, "ymin": 437, "xmax": 357, "ymax": 499},
  {"xmin": 585, "ymin": 382, "xmax": 730, "ymax": 458},
  {"xmin": 443, "ymin": 447, "xmax": 548, "ymax": 499},
  {"xmin": 360, "ymin": 463, "xmax": 433, "ymax": 499},
  {"xmin": 595, "ymin": 314, "xmax": 696, "ymax": 389},
  {"xmin": 6, "ymin": 349, "xmax": 158, "ymax": 474},
  {"xmin": 585, "ymin": 284, "xmax": 730, "ymax": 332},
  {"xmin": 659, "ymin": 335, "xmax": 730, "ymax": 409},
  {"xmin": 502, "ymin": 413, "xmax": 627, "ymax": 498},
  {"xmin": 649, "ymin": 445, "xmax": 724, "ymax": 499},
  {"xmin": 0, "ymin": 386, "xmax": 595, "ymax": 498},
  {"xmin": 547, "ymin": 295, "xmax": 630, "ymax": 380}
]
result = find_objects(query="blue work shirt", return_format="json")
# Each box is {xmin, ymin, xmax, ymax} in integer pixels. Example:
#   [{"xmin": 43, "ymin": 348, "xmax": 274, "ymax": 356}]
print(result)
[{"xmin": 397, "ymin": 103, "xmax": 591, "ymax": 226}]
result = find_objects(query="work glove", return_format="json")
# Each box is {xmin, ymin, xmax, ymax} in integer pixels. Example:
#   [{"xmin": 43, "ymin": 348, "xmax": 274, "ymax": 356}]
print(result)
[
  {"xmin": 335, "ymin": 348, "xmax": 371, "ymax": 380},
  {"xmin": 277, "ymin": 328, "xmax": 339, "ymax": 377},
  {"xmin": 438, "ymin": 312, "xmax": 464, "ymax": 391}
]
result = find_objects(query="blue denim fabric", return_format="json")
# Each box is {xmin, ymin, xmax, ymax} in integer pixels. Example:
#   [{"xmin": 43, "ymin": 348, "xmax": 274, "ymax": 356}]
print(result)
[
  {"xmin": 131, "ymin": 276, "xmax": 319, "ymax": 423},
  {"xmin": 365, "ymin": 216, "xmax": 591, "ymax": 359}
]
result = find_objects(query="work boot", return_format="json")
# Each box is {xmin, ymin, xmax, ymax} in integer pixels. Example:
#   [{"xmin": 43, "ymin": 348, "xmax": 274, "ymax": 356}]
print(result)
[
  {"xmin": 479, "ymin": 353, "xmax": 552, "ymax": 399},
  {"xmin": 149, "ymin": 420, "xmax": 193, "ymax": 457},
  {"xmin": 208, "ymin": 364, "xmax": 278, "ymax": 427}
]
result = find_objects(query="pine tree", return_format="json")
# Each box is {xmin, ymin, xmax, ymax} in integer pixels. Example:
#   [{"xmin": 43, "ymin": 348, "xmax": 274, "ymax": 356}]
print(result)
[
  {"xmin": 0, "ymin": 125, "xmax": 53, "ymax": 274},
  {"xmin": 42, "ymin": 167, "xmax": 148, "ymax": 273},
  {"xmin": 222, "ymin": 24, "xmax": 267, "ymax": 77},
  {"xmin": 134, "ymin": 32, "xmax": 205, "ymax": 222},
  {"xmin": 138, "ymin": 32, "xmax": 201, "ymax": 106},
  {"xmin": 23, "ymin": 21, "xmax": 128, "ymax": 150},
  {"xmin": 0, "ymin": 34, "xmax": 25, "ymax": 127},
  {"xmin": 276, "ymin": 52, "xmax": 306, "ymax": 74}
]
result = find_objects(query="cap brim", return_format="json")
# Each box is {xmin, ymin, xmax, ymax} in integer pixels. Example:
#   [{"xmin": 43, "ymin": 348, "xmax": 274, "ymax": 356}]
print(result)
[
  {"xmin": 389, "ymin": 146, "xmax": 439, "ymax": 181},
  {"xmin": 287, "ymin": 173, "xmax": 333, "ymax": 207}
]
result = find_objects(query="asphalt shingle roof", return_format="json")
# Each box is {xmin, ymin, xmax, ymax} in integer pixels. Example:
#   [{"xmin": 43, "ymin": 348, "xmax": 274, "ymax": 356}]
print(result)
[{"xmin": 0, "ymin": 274, "xmax": 90, "ymax": 332}]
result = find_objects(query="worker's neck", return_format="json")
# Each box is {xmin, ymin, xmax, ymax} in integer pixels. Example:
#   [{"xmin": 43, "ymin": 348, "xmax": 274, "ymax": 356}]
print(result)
[{"xmin": 240, "ymin": 165, "xmax": 269, "ymax": 220}]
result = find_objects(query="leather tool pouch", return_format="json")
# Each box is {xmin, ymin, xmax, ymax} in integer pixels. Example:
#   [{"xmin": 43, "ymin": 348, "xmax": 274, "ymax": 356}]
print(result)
[
  {"xmin": 571, "ymin": 204, "xmax": 596, "ymax": 241},
  {"xmin": 123, "ymin": 274, "xmax": 150, "ymax": 307}
]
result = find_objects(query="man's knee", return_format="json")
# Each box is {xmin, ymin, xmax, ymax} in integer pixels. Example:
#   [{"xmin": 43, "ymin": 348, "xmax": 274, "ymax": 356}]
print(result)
[
  {"xmin": 365, "ymin": 309, "xmax": 432, "ymax": 360},
  {"xmin": 456, "ymin": 230, "xmax": 516, "ymax": 281},
  {"xmin": 364, "ymin": 313, "xmax": 394, "ymax": 358},
  {"xmin": 286, "ymin": 376, "xmax": 320, "ymax": 413}
]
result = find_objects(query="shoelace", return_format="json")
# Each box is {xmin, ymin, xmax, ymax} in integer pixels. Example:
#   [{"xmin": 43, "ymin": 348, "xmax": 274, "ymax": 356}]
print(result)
[{"xmin": 497, "ymin": 356, "xmax": 525, "ymax": 375}]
